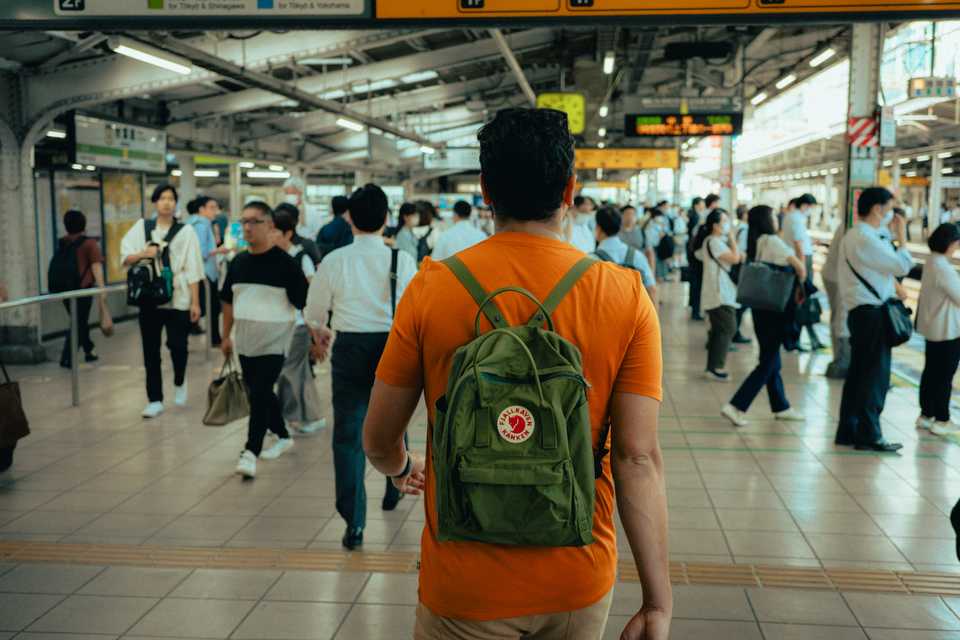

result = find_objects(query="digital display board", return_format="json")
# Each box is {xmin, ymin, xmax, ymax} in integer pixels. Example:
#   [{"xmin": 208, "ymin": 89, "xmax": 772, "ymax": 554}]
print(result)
[
  {"xmin": 625, "ymin": 113, "xmax": 743, "ymax": 137},
  {"xmin": 575, "ymin": 148, "xmax": 679, "ymax": 170}
]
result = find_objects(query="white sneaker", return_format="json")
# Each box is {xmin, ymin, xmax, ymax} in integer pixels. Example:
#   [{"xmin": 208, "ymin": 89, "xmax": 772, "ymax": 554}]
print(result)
[
  {"xmin": 721, "ymin": 404, "xmax": 747, "ymax": 427},
  {"xmin": 916, "ymin": 416, "xmax": 934, "ymax": 431},
  {"xmin": 236, "ymin": 450, "xmax": 257, "ymax": 478},
  {"xmin": 774, "ymin": 408, "xmax": 805, "ymax": 422},
  {"xmin": 298, "ymin": 418, "xmax": 327, "ymax": 434},
  {"xmin": 260, "ymin": 437, "xmax": 295, "ymax": 460},
  {"xmin": 174, "ymin": 384, "xmax": 187, "ymax": 407},
  {"xmin": 141, "ymin": 402, "xmax": 164, "ymax": 419},
  {"xmin": 931, "ymin": 421, "xmax": 960, "ymax": 437}
]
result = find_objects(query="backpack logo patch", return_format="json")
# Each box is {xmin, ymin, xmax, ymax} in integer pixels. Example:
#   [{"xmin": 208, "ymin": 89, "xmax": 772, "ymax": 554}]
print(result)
[{"xmin": 497, "ymin": 406, "xmax": 535, "ymax": 443}]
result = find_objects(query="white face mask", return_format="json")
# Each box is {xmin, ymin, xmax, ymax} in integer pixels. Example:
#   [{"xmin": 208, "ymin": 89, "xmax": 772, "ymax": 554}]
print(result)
[
  {"xmin": 284, "ymin": 194, "xmax": 300, "ymax": 205},
  {"xmin": 721, "ymin": 222, "xmax": 731, "ymax": 235},
  {"xmin": 880, "ymin": 210, "xmax": 894, "ymax": 227}
]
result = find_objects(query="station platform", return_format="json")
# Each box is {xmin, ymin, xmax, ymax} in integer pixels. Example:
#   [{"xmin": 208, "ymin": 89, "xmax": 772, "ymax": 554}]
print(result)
[{"xmin": 0, "ymin": 282, "xmax": 958, "ymax": 639}]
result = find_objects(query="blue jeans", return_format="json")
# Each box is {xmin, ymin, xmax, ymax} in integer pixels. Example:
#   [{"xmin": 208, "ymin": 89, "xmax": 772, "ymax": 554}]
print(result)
[{"xmin": 730, "ymin": 309, "xmax": 790, "ymax": 413}]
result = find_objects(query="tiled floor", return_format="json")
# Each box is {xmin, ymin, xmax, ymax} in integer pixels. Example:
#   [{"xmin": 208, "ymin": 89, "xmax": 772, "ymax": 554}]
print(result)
[{"xmin": 0, "ymin": 281, "xmax": 959, "ymax": 638}]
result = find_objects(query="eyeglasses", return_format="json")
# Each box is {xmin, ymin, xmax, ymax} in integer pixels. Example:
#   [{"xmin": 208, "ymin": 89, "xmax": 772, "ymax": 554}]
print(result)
[{"xmin": 240, "ymin": 218, "xmax": 267, "ymax": 226}]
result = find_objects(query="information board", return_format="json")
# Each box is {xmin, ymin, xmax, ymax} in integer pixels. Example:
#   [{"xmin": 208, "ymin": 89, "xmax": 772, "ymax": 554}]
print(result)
[
  {"xmin": 626, "ymin": 113, "xmax": 743, "ymax": 137},
  {"xmin": 74, "ymin": 115, "xmax": 167, "ymax": 174},
  {"xmin": 54, "ymin": 0, "xmax": 364, "ymax": 17},
  {"xmin": 575, "ymin": 148, "xmax": 679, "ymax": 170}
]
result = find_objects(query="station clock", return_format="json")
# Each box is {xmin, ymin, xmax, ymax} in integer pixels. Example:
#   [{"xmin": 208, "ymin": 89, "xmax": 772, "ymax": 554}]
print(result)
[{"xmin": 536, "ymin": 93, "xmax": 586, "ymax": 135}]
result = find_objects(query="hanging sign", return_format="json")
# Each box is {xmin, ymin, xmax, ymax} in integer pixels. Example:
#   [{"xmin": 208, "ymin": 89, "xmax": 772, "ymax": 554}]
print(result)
[
  {"xmin": 73, "ymin": 115, "xmax": 167, "ymax": 173},
  {"xmin": 575, "ymin": 148, "xmax": 679, "ymax": 170},
  {"xmin": 625, "ymin": 113, "xmax": 743, "ymax": 137}
]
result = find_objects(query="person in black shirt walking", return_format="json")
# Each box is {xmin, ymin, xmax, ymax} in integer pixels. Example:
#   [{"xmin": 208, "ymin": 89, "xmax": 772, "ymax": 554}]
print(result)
[
  {"xmin": 316, "ymin": 196, "xmax": 353, "ymax": 261},
  {"xmin": 221, "ymin": 201, "xmax": 310, "ymax": 479}
]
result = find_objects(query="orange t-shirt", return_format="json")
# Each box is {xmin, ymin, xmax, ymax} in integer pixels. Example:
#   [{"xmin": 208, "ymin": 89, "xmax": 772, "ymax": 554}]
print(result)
[{"xmin": 376, "ymin": 231, "xmax": 662, "ymax": 621}]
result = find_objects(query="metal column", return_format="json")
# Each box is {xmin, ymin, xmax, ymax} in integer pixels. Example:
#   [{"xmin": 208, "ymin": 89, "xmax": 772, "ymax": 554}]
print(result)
[
  {"xmin": 842, "ymin": 23, "xmax": 883, "ymax": 228},
  {"xmin": 229, "ymin": 162, "xmax": 242, "ymax": 217},
  {"xmin": 719, "ymin": 136, "xmax": 734, "ymax": 212},
  {"xmin": 890, "ymin": 150, "xmax": 901, "ymax": 197},
  {"xmin": 929, "ymin": 152, "xmax": 943, "ymax": 227}
]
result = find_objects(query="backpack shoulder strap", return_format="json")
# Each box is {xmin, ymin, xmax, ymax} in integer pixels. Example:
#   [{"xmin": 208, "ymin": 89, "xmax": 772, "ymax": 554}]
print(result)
[
  {"xmin": 443, "ymin": 255, "xmax": 508, "ymax": 330},
  {"xmin": 160, "ymin": 222, "xmax": 184, "ymax": 268},
  {"xmin": 389, "ymin": 248, "xmax": 399, "ymax": 317},
  {"xmin": 530, "ymin": 257, "xmax": 597, "ymax": 326},
  {"xmin": 144, "ymin": 218, "xmax": 157, "ymax": 244},
  {"xmin": 595, "ymin": 249, "xmax": 614, "ymax": 263},
  {"xmin": 625, "ymin": 246, "xmax": 636, "ymax": 267}
]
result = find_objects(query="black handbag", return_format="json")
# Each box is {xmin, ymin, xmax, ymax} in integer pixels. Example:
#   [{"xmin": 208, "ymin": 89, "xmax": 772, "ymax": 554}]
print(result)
[
  {"xmin": 846, "ymin": 260, "xmax": 913, "ymax": 347},
  {"xmin": 795, "ymin": 295, "xmax": 823, "ymax": 326},
  {"xmin": 0, "ymin": 359, "xmax": 30, "ymax": 448},
  {"xmin": 736, "ymin": 262, "xmax": 796, "ymax": 312}
]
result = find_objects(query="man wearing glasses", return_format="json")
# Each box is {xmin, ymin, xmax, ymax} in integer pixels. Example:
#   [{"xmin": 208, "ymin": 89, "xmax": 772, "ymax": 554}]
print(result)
[{"xmin": 220, "ymin": 201, "xmax": 310, "ymax": 479}]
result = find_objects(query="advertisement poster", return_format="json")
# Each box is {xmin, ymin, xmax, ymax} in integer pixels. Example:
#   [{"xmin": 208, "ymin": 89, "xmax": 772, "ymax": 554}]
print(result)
[{"xmin": 101, "ymin": 172, "xmax": 144, "ymax": 283}]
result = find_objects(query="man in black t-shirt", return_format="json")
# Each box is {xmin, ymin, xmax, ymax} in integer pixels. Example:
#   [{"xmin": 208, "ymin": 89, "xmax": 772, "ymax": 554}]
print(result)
[{"xmin": 221, "ymin": 201, "xmax": 309, "ymax": 479}]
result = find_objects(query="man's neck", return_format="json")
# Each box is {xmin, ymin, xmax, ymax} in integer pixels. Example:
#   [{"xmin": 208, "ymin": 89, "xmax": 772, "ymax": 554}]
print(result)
[
  {"xmin": 156, "ymin": 214, "xmax": 174, "ymax": 227},
  {"xmin": 248, "ymin": 242, "xmax": 272, "ymax": 255},
  {"xmin": 495, "ymin": 217, "xmax": 565, "ymax": 241}
]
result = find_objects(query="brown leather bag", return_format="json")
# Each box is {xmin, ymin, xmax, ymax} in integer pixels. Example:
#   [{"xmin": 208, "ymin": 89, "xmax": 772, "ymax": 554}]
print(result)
[{"xmin": 0, "ymin": 359, "xmax": 30, "ymax": 447}]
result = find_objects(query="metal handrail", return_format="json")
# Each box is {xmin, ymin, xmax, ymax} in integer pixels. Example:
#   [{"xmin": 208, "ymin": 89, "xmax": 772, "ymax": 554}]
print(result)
[{"xmin": 0, "ymin": 281, "xmax": 215, "ymax": 407}]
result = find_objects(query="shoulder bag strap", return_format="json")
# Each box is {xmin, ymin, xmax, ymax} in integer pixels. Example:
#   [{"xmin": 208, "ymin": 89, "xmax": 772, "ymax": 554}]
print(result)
[
  {"xmin": 160, "ymin": 222, "xmax": 184, "ymax": 269},
  {"xmin": 144, "ymin": 219, "xmax": 157, "ymax": 245},
  {"xmin": 625, "ymin": 246, "xmax": 636, "ymax": 267},
  {"xmin": 443, "ymin": 256, "xmax": 507, "ymax": 330},
  {"xmin": 595, "ymin": 249, "xmax": 614, "ymax": 263},
  {"xmin": 845, "ymin": 258, "xmax": 884, "ymax": 304},
  {"xmin": 390, "ymin": 248, "xmax": 399, "ymax": 317},
  {"xmin": 532, "ymin": 257, "xmax": 597, "ymax": 325},
  {"xmin": 0, "ymin": 357, "xmax": 11, "ymax": 385}
]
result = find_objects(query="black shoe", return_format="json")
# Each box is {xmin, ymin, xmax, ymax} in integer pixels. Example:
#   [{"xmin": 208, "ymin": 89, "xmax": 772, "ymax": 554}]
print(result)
[
  {"xmin": 950, "ymin": 499, "xmax": 960, "ymax": 562},
  {"xmin": 189, "ymin": 325, "xmax": 205, "ymax": 336},
  {"xmin": 342, "ymin": 527, "xmax": 363, "ymax": 551},
  {"xmin": 854, "ymin": 440, "xmax": 903, "ymax": 453},
  {"xmin": 834, "ymin": 438, "xmax": 854, "ymax": 446},
  {"xmin": 733, "ymin": 334, "xmax": 752, "ymax": 344},
  {"xmin": 382, "ymin": 492, "xmax": 404, "ymax": 512},
  {"xmin": 84, "ymin": 352, "xmax": 99, "ymax": 363},
  {"xmin": 59, "ymin": 358, "xmax": 71, "ymax": 369},
  {"xmin": 692, "ymin": 314, "xmax": 704, "ymax": 322}
]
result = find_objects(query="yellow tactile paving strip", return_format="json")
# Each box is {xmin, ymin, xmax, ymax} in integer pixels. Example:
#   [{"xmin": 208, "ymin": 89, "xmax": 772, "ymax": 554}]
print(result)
[{"xmin": 3, "ymin": 540, "xmax": 960, "ymax": 596}]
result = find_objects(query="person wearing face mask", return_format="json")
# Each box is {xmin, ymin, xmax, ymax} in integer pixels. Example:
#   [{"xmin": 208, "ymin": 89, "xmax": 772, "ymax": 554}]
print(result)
[
  {"xmin": 695, "ymin": 209, "xmax": 743, "ymax": 381},
  {"xmin": 835, "ymin": 187, "xmax": 913, "ymax": 453},
  {"xmin": 782, "ymin": 193, "xmax": 824, "ymax": 351},
  {"xmin": 569, "ymin": 195, "xmax": 596, "ymax": 253},
  {"xmin": 916, "ymin": 223, "xmax": 960, "ymax": 438}
]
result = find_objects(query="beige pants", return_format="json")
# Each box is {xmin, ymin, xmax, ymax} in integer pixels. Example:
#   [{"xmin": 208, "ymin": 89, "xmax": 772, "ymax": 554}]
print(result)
[{"xmin": 414, "ymin": 590, "xmax": 614, "ymax": 640}]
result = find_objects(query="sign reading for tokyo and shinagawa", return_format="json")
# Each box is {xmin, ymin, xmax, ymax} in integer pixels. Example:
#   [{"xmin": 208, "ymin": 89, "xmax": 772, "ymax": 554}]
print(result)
[
  {"xmin": 54, "ymin": 0, "xmax": 364, "ymax": 16},
  {"xmin": 625, "ymin": 113, "xmax": 744, "ymax": 137}
]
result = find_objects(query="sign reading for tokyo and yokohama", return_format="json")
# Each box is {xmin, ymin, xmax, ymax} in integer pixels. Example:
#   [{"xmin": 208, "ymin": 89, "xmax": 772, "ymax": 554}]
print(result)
[
  {"xmin": 497, "ymin": 406, "xmax": 536, "ymax": 444},
  {"xmin": 55, "ymin": 0, "xmax": 364, "ymax": 16}
]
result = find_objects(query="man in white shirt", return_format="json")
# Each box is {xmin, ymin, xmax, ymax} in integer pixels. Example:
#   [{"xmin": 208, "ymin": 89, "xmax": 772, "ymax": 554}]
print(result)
[
  {"xmin": 305, "ymin": 184, "xmax": 417, "ymax": 551},
  {"xmin": 431, "ymin": 200, "xmax": 488, "ymax": 261},
  {"xmin": 782, "ymin": 193, "xmax": 824, "ymax": 351},
  {"xmin": 569, "ymin": 195, "xmax": 596, "ymax": 253},
  {"xmin": 593, "ymin": 207, "xmax": 657, "ymax": 304},
  {"xmin": 835, "ymin": 187, "xmax": 913, "ymax": 453}
]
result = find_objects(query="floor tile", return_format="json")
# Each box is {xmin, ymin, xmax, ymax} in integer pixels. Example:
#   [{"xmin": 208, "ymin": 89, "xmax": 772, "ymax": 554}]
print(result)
[
  {"xmin": 806, "ymin": 534, "xmax": 910, "ymax": 563},
  {"xmin": 78, "ymin": 567, "xmax": 191, "ymax": 597},
  {"xmin": 170, "ymin": 569, "xmax": 281, "ymax": 600},
  {"xmin": 725, "ymin": 531, "xmax": 816, "ymax": 559},
  {"xmin": 28, "ymin": 595, "xmax": 157, "ymax": 634},
  {"xmin": 672, "ymin": 586, "xmax": 754, "ymax": 621},
  {"xmin": 748, "ymin": 588, "xmax": 859, "ymax": 625},
  {"xmin": 74, "ymin": 514, "xmax": 176, "ymax": 538},
  {"xmin": 0, "ymin": 510, "xmax": 99, "ymax": 534},
  {"xmin": 15, "ymin": 634, "xmax": 119, "ymax": 640},
  {"xmin": 866, "ymin": 630, "xmax": 960, "ymax": 639},
  {"xmin": 332, "ymin": 604, "xmax": 416, "ymax": 640},
  {"xmin": 265, "ymin": 571, "xmax": 369, "ymax": 603},
  {"xmin": 231, "ymin": 602, "xmax": 350, "ymax": 640},
  {"xmin": 845, "ymin": 592, "xmax": 960, "ymax": 630},
  {"xmin": 0, "ymin": 594, "xmax": 64, "ymax": 631},
  {"xmin": 714, "ymin": 509, "xmax": 799, "ymax": 533},
  {"xmin": 665, "ymin": 619, "xmax": 763, "ymax": 639},
  {"xmin": 760, "ymin": 623, "xmax": 867, "ymax": 639},
  {"xmin": 128, "ymin": 598, "xmax": 255, "ymax": 638},
  {"xmin": 0, "ymin": 564, "xmax": 105, "ymax": 594},
  {"xmin": 356, "ymin": 573, "xmax": 420, "ymax": 606}
]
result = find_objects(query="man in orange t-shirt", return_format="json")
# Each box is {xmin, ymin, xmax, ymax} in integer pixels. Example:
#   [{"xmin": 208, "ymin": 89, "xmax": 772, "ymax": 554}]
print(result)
[{"xmin": 362, "ymin": 108, "xmax": 671, "ymax": 640}]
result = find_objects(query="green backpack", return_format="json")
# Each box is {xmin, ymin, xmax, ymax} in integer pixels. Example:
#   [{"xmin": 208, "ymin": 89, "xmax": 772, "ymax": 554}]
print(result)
[{"xmin": 433, "ymin": 255, "xmax": 608, "ymax": 547}]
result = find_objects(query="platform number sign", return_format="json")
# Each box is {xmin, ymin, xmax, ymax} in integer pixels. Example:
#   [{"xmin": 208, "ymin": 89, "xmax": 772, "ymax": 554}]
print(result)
[
  {"xmin": 58, "ymin": 0, "xmax": 85, "ymax": 9},
  {"xmin": 460, "ymin": 0, "xmax": 484, "ymax": 8}
]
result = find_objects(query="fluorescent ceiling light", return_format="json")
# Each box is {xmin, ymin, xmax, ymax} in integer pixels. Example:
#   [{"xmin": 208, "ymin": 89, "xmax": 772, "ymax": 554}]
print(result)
[
  {"xmin": 401, "ymin": 70, "xmax": 439, "ymax": 84},
  {"xmin": 194, "ymin": 170, "xmax": 220, "ymax": 178},
  {"xmin": 269, "ymin": 164, "xmax": 285, "ymax": 171},
  {"xmin": 171, "ymin": 169, "xmax": 182, "ymax": 177},
  {"xmin": 883, "ymin": 159, "xmax": 893, "ymax": 167},
  {"xmin": 939, "ymin": 152, "xmax": 954, "ymax": 159},
  {"xmin": 108, "ymin": 37, "xmax": 192, "ymax": 75},
  {"xmin": 238, "ymin": 161, "xmax": 255, "ymax": 168},
  {"xmin": 420, "ymin": 145, "xmax": 436, "ymax": 155},
  {"xmin": 906, "ymin": 170, "xmax": 918, "ymax": 177},
  {"xmin": 810, "ymin": 48, "xmax": 836, "ymax": 68},
  {"xmin": 819, "ymin": 169, "xmax": 829, "ymax": 176},
  {"xmin": 85, "ymin": 165, "xmax": 96, "ymax": 171},
  {"xmin": 46, "ymin": 130, "xmax": 67, "ymax": 139},
  {"xmin": 319, "ymin": 89, "xmax": 347, "ymax": 100},
  {"xmin": 916, "ymin": 155, "xmax": 931, "ymax": 162},
  {"xmin": 750, "ymin": 92, "xmax": 768, "ymax": 106},
  {"xmin": 247, "ymin": 170, "xmax": 291, "ymax": 179},
  {"xmin": 830, "ymin": 167, "xmax": 840, "ymax": 174},
  {"xmin": 336, "ymin": 118, "xmax": 365, "ymax": 132},
  {"xmin": 599, "ymin": 104, "xmax": 609, "ymax": 118},
  {"xmin": 899, "ymin": 157, "xmax": 911, "ymax": 164},
  {"xmin": 775, "ymin": 74, "xmax": 797, "ymax": 90},
  {"xmin": 598, "ymin": 142, "xmax": 606, "ymax": 149},
  {"xmin": 897, "ymin": 114, "xmax": 938, "ymax": 122},
  {"xmin": 598, "ymin": 127, "xmax": 607, "ymax": 137},
  {"xmin": 944, "ymin": 168, "xmax": 955, "ymax": 174},
  {"xmin": 352, "ymin": 79, "xmax": 396, "ymax": 93},
  {"xmin": 602, "ymin": 51, "xmax": 615, "ymax": 75},
  {"xmin": 71, "ymin": 163, "xmax": 83, "ymax": 170},
  {"xmin": 299, "ymin": 57, "xmax": 352, "ymax": 65}
]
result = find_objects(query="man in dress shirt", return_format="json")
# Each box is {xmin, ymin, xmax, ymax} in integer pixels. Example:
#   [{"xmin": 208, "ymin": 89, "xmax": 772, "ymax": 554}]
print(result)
[
  {"xmin": 594, "ymin": 207, "xmax": 657, "ymax": 305},
  {"xmin": 305, "ymin": 184, "xmax": 417, "ymax": 550},
  {"xmin": 835, "ymin": 187, "xmax": 913, "ymax": 453},
  {"xmin": 569, "ymin": 195, "xmax": 596, "ymax": 253},
  {"xmin": 782, "ymin": 193, "xmax": 824, "ymax": 351},
  {"xmin": 431, "ymin": 200, "xmax": 488, "ymax": 260}
]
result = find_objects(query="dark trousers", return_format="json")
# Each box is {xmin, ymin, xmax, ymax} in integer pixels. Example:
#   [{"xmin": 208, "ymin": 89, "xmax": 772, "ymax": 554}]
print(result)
[
  {"xmin": 198, "ymin": 278, "xmax": 222, "ymax": 344},
  {"xmin": 707, "ymin": 305, "xmax": 737, "ymax": 372},
  {"xmin": 730, "ymin": 309, "xmax": 790, "ymax": 413},
  {"xmin": 239, "ymin": 354, "xmax": 289, "ymax": 456},
  {"xmin": 836, "ymin": 306, "xmax": 891, "ymax": 445},
  {"xmin": 799, "ymin": 255, "xmax": 822, "ymax": 346},
  {"xmin": 920, "ymin": 337, "xmax": 960, "ymax": 422},
  {"xmin": 138, "ymin": 308, "xmax": 190, "ymax": 402},
  {"xmin": 735, "ymin": 306, "xmax": 748, "ymax": 336},
  {"xmin": 689, "ymin": 262, "xmax": 703, "ymax": 317},
  {"xmin": 61, "ymin": 297, "xmax": 94, "ymax": 364},
  {"xmin": 331, "ymin": 331, "xmax": 400, "ymax": 531}
]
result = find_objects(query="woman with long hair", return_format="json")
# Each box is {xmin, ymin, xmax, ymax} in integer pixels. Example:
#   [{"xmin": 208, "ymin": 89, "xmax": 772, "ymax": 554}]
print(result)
[
  {"xmin": 721, "ymin": 205, "xmax": 807, "ymax": 426},
  {"xmin": 696, "ymin": 209, "xmax": 743, "ymax": 380}
]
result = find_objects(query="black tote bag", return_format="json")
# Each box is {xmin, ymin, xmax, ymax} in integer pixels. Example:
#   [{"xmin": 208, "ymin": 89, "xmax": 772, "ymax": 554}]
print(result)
[
  {"xmin": 846, "ymin": 260, "xmax": 913, "ymax": 347},
  {"xmin": 736, "ymin": 262, "xmax": 796, "ymax": 312},
  {"xmin": 0, "ymin": 359, "xmax": 30, "ymax": 448}
]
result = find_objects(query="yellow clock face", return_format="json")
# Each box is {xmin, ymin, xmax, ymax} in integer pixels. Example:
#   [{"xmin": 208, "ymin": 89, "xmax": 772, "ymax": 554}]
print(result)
[{"xmin": 536, "ymin": 93, "xmax": 586, "ymax": 135}]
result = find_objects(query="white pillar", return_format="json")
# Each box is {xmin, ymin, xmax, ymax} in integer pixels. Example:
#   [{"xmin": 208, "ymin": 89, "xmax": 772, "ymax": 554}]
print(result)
[
  {"xmin": 719, "ymin": 136, "xmax": 734, "ymax": 212},
  {"xmin": 929, "ymin": 153, "xmax": 943, "ymax": 226},
  {"xmin": 645, "ymin": 170, "xmax": 657, "ymax": 205},
  {"xmin": 229, "ymin": 162, "xmax": 242, "ymax": 217},
  {"xmin": 824, "ymin": 171, "xmax": 834, "ymax": 226},
  {"xmin": 842, "ymin": 23, "xmax": 882, "ymax": 227},
  {"xmin": 672, "ymin": 166, "xmax": 682, "ymax": 207},
  {"xmin": 890, "ymin": 151, "xmax": 901, "ymax": 198},
  {"xmin": 177, "ymin": 153, "xmax": 197, "ymax": 212}
]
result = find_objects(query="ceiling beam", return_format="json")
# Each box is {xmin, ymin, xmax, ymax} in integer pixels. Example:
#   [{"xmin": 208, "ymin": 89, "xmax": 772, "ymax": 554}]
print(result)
[{"xmin": 489, "ymin": 29, "xmax": 536, "ymax": 107}]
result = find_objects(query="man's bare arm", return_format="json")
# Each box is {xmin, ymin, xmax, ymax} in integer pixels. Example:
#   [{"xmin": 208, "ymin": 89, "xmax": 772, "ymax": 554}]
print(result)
[
  {"xmin": 363, "ymin": 379, "xmax": 423, "ymax": 481},
  {"xmin": 611, "ymin": 391, "xmax": 672, "ymax": 640}
]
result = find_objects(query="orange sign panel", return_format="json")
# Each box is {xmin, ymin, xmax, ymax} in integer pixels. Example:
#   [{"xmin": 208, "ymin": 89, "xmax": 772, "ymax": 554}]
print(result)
[
  {"xmin": 377, "ymin": 0, "xmax": 960, "ymax": 18},
  {"xmin": 575, "ymin": 148, "xmax": 679, "ymax": 170}
]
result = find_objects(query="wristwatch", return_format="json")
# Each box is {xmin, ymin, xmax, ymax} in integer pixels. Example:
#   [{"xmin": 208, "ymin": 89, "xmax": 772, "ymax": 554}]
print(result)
[{"xmin": 391, "ymin": 451, "xmax": 412, "ymax": 480}]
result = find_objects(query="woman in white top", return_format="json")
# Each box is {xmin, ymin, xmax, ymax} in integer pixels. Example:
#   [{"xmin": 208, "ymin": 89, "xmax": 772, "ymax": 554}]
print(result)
[
  {"xmin": 272, "ymin": 207, "xmax": 326, "ymax": 437},
  {"xmin": 722, "ymin": 206, "xmax": 807, "ymax": 427},
  {"xmin": 695, "ymin": 209, "xmax": 743, "ymax": 380},
  {"xmin": 916, "ymin": 223, "xmax": 960, "ymax": 437},
  {"xmin": 121, "ymin": 184, "xmax": 204, "ymax": 419}
]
